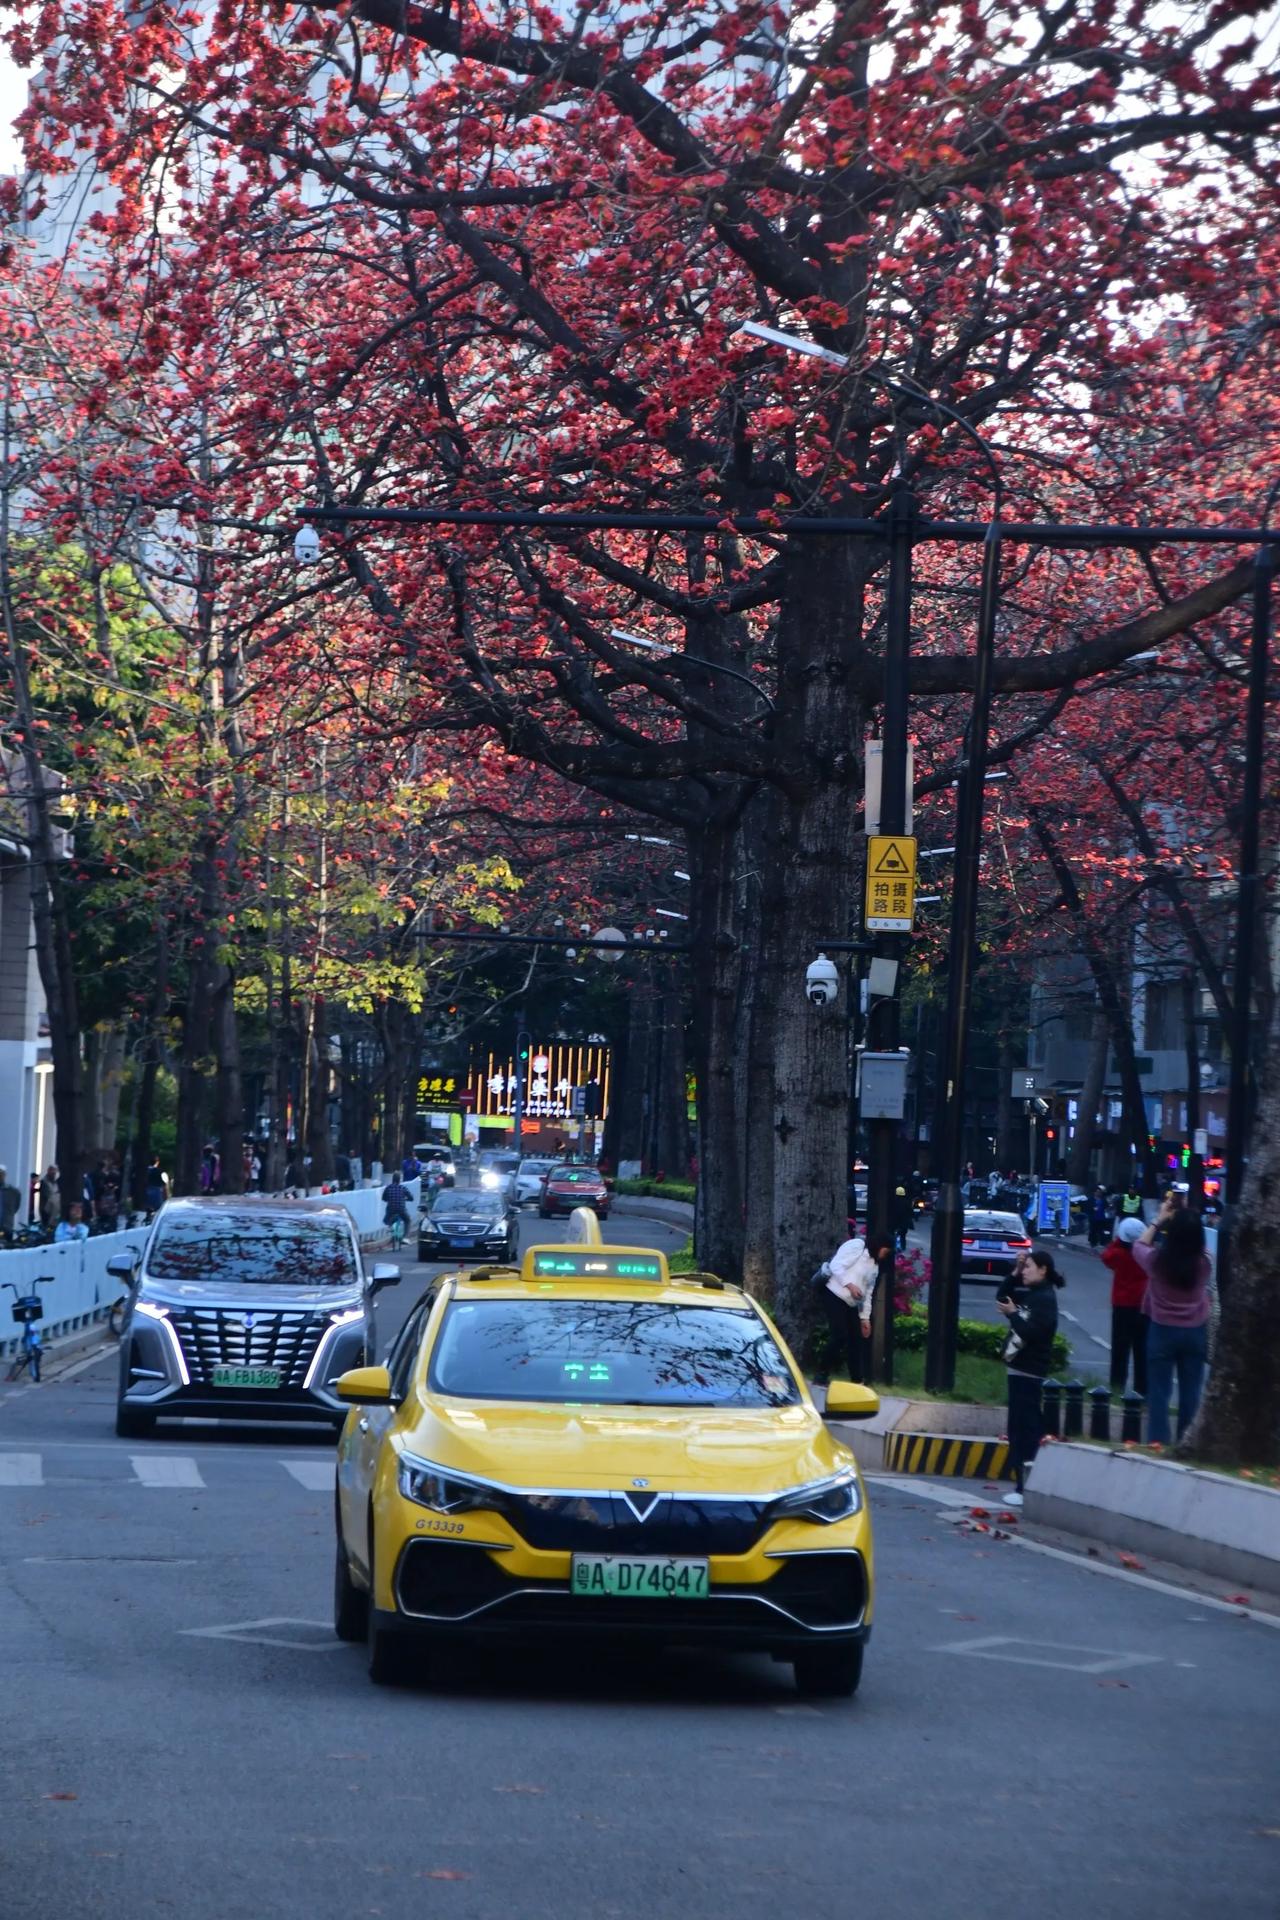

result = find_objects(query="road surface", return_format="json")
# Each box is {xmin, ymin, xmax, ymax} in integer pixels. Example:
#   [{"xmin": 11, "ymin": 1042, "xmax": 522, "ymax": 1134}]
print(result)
[{"xmin": 1, "ymin": 1208, "xmax": 1273, "ymax": 1920}]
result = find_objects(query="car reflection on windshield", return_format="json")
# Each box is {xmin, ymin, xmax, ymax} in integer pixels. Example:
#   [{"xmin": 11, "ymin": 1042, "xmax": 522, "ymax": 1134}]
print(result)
[{"xmin": 147, "ymin": 1214, "xmax": 358, "ymax": 1285}]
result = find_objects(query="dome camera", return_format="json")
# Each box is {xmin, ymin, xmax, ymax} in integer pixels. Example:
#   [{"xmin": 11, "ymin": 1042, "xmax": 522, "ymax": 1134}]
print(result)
[
  {"xmin": 805, "ymin": 952, "xmax": 839, "ymax": 1008},
  {"xmin": 293, "ymin": 522, "xmax": 322, "ymax": 566}
]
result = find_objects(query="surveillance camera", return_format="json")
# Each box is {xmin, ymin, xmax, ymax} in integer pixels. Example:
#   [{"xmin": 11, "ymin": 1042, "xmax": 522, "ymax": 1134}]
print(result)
[
  {"xmin": 293, "ymin": 522, "xmax": 322, "ymax": 566},
  {"xmin": 805, "ymin": 952, "xmax": 840, "ymax": 1008}
]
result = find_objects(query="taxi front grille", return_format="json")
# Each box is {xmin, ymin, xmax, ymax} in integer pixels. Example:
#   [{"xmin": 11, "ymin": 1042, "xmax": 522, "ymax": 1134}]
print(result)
[
  {"xmin": 166, "ymin": 1306, "xmax": 326, "ymax": 1386},
  {"xmin": 494, "ymin": 1492, "xmax": 771, "ymax": 1558}
]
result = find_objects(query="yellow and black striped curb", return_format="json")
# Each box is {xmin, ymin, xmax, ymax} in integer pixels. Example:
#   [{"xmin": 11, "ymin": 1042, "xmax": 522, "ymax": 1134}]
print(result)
[{"xmin": 883, "ymin": 1431, "xmax": 1008, "ymax": 1479}]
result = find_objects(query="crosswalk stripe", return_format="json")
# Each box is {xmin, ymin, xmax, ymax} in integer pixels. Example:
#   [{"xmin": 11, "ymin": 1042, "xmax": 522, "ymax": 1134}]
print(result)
[
  {"xmin": 131, "ymin": 1454, "xmax": 205, "ymax": 1489},
  {"xmin": 282, "ymin": 1460, "xmax": 335, "ymax": 1491},
  {"xmin": 0, "ymin": 1453, "xmax": 42, "ymax": 1486}
]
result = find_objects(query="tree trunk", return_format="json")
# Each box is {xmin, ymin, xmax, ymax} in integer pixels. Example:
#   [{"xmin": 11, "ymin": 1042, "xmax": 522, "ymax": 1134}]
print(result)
[
  {"xmin": 615, "ymin": 982, "xmax": 653, "ymax": 1169},
  {"xmin": 1066, "ymin": 1007, "xmax": 1109, "ymax": 1186},
  {"xmin": 650, "ymin": 981, "xmax": 689, "ymax": 1179},
  {"xmin": 305, "ymin": 996, "xmax": 335, "ymax": 1184},
  {"xmin": 130, "ymin": 924, "xmax": 169, "ymax": 1209},
  {"xmin": 84, "ymin": 1027, "xmax": 105, "ymax": 1155},
  {"xmin": 688, "ymin": 813, "xmax": 751, "ymax": 1279},
  {"xmin": 745, "ymin": 538, "xmax": 867, "ymax": 1351},
  {"xmin": 97, "ymin": 1025, "xmax": 128, "ymax": 1154},
  {"xmin": 995, "ymin": 1029, "xmax": 1016, "ymax": 1172},
  {"xmin": 1181, "ymin": 995, "xmax": 1280, "ymax": 1466},
  {"xmin": 214, "ymin": 971, "xmax": 244, "ymax": 1194}
]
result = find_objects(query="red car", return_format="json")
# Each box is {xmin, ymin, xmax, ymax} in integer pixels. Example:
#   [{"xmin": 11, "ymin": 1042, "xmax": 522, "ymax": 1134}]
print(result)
[{"xmin": 538, "ymin": 1166, "xmax": 611, "ymax": 1218}]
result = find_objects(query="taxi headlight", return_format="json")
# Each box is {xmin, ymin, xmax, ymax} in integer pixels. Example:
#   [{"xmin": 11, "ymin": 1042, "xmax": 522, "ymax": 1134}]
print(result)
[
  {"xmin": 768, "ymin": 1469, "xmax": 861, "ymax": 1526},
  {"xmin": 398, "ymin": 1456, "xmax": 503, "ymax": 1516}
]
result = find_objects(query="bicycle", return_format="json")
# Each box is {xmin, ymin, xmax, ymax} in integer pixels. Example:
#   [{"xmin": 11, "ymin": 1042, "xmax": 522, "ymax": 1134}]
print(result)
[
  {"xmin": 387, "ymin": 1213, "xmax": 407, "ymax": 1251},
  {"xmin": 4, "ymin": 1277, "xmax": 51, "ymax": 1383}
]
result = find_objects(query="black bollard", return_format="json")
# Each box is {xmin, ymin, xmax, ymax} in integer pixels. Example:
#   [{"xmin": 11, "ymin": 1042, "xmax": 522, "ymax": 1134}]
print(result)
[
  {"xmin": 1063, "ymin": 1379, "xmax": 1085, "ymax": 1439},
  {"xmin": 1121, "ymin": 1391, "xmax": 1145, "ymax": 1445},
  {"xmin": 1089, "ymin": 1385, "xmax": 1112, "ymax": 1442},
  {"xmin": 1041, "ymin": 1378, "xmax": 1061, "ymax": 1439}
]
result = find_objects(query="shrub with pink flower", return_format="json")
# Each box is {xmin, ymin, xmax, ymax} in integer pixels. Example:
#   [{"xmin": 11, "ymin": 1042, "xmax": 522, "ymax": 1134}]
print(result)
[{"xmin": 893, "ymin": 1246, "xmax": 930, "ymax": 1315}]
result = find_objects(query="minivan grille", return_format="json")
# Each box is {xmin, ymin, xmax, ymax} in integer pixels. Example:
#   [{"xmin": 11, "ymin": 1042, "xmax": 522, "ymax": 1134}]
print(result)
[{"xmin": 166, "ymin": 1306, "xmax": 327, "ymax": 1386}]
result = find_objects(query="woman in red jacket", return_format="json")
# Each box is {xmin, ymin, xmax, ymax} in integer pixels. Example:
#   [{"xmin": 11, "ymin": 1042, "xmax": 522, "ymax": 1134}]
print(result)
[{"xmin": 1101, "ymin": 1216, "xmax": 1148, "ymax": 1397}]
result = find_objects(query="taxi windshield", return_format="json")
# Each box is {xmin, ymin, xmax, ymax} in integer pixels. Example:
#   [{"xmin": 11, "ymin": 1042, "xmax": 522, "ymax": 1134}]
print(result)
[
  {"xmin": 429, "ymin": 1299, "xmax": 799, "ymax": 1408},
  {"xmin": 146, "ymin": 1212, "xmax": 358, "ymax": 1286}
]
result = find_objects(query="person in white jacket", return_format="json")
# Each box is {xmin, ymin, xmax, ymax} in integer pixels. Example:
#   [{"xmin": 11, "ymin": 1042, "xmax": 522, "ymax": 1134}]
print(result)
[{"xmin": 816, "ymin": 1236, "xmax": 879, "ymax": 1385}]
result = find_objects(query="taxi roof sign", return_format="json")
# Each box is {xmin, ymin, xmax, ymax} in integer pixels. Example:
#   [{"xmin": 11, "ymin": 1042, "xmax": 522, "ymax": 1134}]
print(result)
[{"xmin": 520, "ymin": 1247, "xmax": 669, "ymax": 1283}]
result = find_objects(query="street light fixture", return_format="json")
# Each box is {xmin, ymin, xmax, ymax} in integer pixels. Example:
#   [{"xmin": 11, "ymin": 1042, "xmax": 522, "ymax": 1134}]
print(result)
[{"xmin": 610, "ymin": 628, "xmax": 775, "ymax": 715}]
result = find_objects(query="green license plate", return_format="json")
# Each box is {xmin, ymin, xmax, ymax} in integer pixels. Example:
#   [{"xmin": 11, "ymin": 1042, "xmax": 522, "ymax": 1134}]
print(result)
[
  {"xmin": 571, "ymin": 1554, "xmax": 708, "ymax": 1600},
  {"xmin": 211, "ymin": 1366, "xmax": 282, "ymax": 1390}
]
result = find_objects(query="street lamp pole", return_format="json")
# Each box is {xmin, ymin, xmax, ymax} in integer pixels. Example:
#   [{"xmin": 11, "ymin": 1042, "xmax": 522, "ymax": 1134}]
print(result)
[
  {"xmin": 926, "ymin": 519, "xmax": 1004, "ymax": 1392},
  {"xmin": 1219, "ymin": 537, "xmax": 1277, "ymax": 1295},
  {"xmin": 867, "ymin": 481, "xmax": 916, "ymax": 1384}
]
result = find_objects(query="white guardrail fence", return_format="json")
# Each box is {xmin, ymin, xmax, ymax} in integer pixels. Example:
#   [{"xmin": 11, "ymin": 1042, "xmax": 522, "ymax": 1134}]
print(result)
[{"xmin": 0, "ymin": 1179, "xmax": 416, "ymax": 1355}]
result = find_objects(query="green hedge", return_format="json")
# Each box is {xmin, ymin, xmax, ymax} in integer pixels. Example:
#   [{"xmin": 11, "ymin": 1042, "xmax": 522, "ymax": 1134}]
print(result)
[
  {"xmin": 612, "ymin": 1177, "xmax": 697, "ymax": 1203},
  {"xmin": 894, "ymin": 1309, "xmax": 1069, "ymax": 1371}
]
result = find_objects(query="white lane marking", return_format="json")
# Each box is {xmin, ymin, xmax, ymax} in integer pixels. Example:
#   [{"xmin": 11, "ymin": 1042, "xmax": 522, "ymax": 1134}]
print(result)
[
  {"xmin": 283, "ymin": 1459, "xmax": 335, "ymax": 1491},
  {"xmin": 872, "ymin": 1473, "xmax": 1280, "ymax": 1628},
  {"xmin": 182, "ymin": 1616, "xmax": 341, "ymax": 1653},
  {"xmin": 931, "ymin": 1634, "xmax": 1161, "ymax": 1674},
  {"xmin": 1062, "ymin": 1307, "xmax": 1111, "ymax": 1352},
  {"xmin": 0, "ymin": 1453, "xmax": 43, "ymax": 1485},
  {"xmin": 131, "ymin": 1454, "xmax": 205, "ymax": 1489}
]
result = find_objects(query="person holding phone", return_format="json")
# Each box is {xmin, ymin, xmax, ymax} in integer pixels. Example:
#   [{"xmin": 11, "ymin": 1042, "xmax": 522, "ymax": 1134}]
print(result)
[
  {"xmin": 1132, "ymin": 1193, "xmax": 1211, "ymax": 1445},
  {"xmin": 996, "ymin": 1248, "xmax": 1064, "ymax": 1505}
]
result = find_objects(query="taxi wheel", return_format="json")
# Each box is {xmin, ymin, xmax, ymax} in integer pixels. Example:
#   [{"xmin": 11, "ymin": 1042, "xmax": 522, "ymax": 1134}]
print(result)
[
  {"xmin": 333, "ymin": 1536, "xmax": 368, "ymax": 1644},
  {"xmin": 365, "ymin": 1536, "xmax": 410, "ymax": 1685},
  {"xmin": 792, "ymin": 1643, "xmax": 863, "ymax": 1699}
]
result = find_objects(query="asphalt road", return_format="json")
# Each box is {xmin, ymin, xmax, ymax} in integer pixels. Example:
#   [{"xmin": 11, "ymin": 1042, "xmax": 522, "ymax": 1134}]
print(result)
[{"xmin": 2, "ymin": 1207, "xmax": 1275, "ymax": 1920}]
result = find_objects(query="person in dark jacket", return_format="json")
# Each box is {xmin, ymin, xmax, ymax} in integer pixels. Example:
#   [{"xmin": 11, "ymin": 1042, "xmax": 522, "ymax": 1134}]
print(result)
[
  {"xmin": 892, "ymin": 1186, "xmax": 914, "ymax": 1252},
  {"xmin": 996, "ymin": 1248, "xmax": 1063, "ymax": 1505}
]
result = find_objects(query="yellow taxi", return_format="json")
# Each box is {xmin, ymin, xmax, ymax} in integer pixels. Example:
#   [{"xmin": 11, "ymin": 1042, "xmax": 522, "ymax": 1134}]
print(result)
[{"xmin": 333, "ymin": 1230, "xmax": 878, "ymax": 1697}]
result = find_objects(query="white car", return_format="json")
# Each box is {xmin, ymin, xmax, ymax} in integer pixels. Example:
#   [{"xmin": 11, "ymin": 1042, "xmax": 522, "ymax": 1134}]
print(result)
[
  {"xmin": 478, "ymin": 1152, "xmax": 521, "ymax": 1196},
  {"xmin": 513, "ymin": 1157, "xmax": 557, "ymax": 1206}
]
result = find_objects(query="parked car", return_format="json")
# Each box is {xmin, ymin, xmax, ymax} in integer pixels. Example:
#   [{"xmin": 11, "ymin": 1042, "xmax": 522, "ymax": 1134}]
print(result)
[
  {"xmin": 113, "ymin": 1197, "xmax": 398, "ymax": 1439},
  {"xmin": 959, "ymin": 1209, "xmax": 1032, "ymax": 1282},
  {"xmin": 418, "ymin": 1189, "xmax": 517, "ymax": 1265},
  {"xmin": 513, "ymin": 1157, "xmax": 557, "ymax": 1206},
  {"xmin": 538, "ymin": 1165, "xmax": 611, "ymax": 1218}
]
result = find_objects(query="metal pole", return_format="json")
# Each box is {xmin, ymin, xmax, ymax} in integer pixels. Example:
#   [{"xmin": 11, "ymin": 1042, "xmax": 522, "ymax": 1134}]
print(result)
[
  {"xmin": 927, "ymin": 522, "xmax": 1003, "ymax": 1392},
  {"xmin": 1219, "ymin": 541, "xmax": 1276, "ymax": 1295},
  {"xmin": 868, "ymin": 485, "xmax": 915, "ymax": 1385}
]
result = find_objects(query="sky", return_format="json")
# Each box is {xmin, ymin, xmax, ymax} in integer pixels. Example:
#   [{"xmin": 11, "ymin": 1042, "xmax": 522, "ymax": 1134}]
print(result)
[{"xmin": 0, "ymin": 53, "xmax": 23, "ymax": 173}]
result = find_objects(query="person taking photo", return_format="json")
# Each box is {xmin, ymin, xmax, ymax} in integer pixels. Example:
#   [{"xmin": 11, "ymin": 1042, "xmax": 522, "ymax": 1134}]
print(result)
[{"xmin": 996, "ymin": 1248, "xmax": 1064, "ymax": 1506}]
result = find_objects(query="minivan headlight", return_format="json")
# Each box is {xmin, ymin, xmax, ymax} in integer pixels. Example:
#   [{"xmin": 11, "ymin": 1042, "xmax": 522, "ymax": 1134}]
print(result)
[
  {"xmin": 768, "ymin": 1469, "xmax": 861, "ymax": 1525},
  {"xmin": 398, "ymin": 1456, "xmax": 505, "ymax": 1516}
]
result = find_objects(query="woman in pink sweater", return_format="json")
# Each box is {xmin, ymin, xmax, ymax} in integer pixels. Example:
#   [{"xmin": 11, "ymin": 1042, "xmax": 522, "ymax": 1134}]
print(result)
[{"xmin": 1133, "ymin": 1195, "xmax": 1212, "ymax": 1445}]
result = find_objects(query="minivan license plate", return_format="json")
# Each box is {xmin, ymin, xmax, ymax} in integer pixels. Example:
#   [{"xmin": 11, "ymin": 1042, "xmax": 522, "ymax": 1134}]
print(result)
[
  {"xmin": 212, "ymin": 1366, "xmax": 281, "ymax": 1389},
  {"xmin": 571, "ymin": 1555, "xmax": 708, "ymax": 1600}
]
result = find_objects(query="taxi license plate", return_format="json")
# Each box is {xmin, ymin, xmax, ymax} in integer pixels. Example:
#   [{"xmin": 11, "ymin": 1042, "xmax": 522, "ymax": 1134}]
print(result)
[
  {"xmin": 571, "ymin": 1555, "xmax": 708, "ymax": 1600},
  {"xmin": 211, "ymin": 1366, "xmax": 282, "ymax": 1390}
]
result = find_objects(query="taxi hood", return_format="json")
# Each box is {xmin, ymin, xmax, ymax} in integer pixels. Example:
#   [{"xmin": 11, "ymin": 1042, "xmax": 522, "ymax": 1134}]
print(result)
[{"xmin": 404, "ymin": 1398, "xmax": 848, "ymax": 1496}]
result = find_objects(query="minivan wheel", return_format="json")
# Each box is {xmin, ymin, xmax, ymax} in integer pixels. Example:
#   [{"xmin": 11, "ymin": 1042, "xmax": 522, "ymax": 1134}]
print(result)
[
  {"xmin": 792, "ymin": 1643, "xmax": 863, "ymax": 1699},
  {"xmin": 115, "ymin": 1402, "xmax": 155, "ymax": 1439}
]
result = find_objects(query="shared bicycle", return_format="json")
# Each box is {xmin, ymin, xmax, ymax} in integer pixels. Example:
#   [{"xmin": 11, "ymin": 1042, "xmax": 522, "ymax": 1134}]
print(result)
[{"xmin": 3, "ymin": 1277, "xmax": 51, "ymax": 1383}]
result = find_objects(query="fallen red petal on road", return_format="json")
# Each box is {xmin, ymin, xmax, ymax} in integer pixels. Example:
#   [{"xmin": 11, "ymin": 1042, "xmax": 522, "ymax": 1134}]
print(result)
[
  {"xmin": 969, "ymin": 1507, "xmax": 990, "ymax": 1518},
  {"xmin": 1117, "ymin": 1553, "xmax": 1145, "ymax": 1570},
  {"xmin": 1224, "ymin": 1594, "xmax": 1252, "ymax": 1606},
  {"xmin": 420, "ymin": 1870, "xmax": 472, "ymax": 1881},
  {"xmin": 44, "ymin": 1792, "xmax": 77, "ymax": 1801}
]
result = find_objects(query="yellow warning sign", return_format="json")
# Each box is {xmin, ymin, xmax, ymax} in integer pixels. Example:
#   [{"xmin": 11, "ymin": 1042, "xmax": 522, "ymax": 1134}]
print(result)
[{"xmin": 864, "ymin": 835, "xmax": 917, "ymax": 932}]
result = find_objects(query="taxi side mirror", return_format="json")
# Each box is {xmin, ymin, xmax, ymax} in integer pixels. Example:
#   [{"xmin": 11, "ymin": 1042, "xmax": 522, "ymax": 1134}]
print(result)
[
  {"xmin": 334, "ymin": 1365, "xmax": 393, "ymax": 1405},
  {"xmin": 823, "ymin": 1381, "xmax": 880, "ymax": 1421}
]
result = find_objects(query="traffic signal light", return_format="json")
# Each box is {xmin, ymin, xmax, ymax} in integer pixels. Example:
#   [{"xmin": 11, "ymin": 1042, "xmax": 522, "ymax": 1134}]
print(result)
[
  {"xmin": 1045, "ymin": 1127, "xmax": 1056, "ymax": 1141},
  {"xmin": 516, "ymin": 1030, "xmax": 531, "ymax": 1066}
]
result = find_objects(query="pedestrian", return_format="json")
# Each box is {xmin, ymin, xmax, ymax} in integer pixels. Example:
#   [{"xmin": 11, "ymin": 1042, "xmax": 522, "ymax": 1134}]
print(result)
[
  {"xmin": 1116, "ymin": 1182, "xmax": 1143, "ymax": 1222},
  {"xmin": 401, "ymin": 1149, "xmax": 422, "ymax": 1182},
  {"xmin": 1087, "ymin": 1183, "xmax": 1111, "ymax": 1248},
  {"xmin": 94, "ymin": 1159, "xmax": 121, "ymax": 1234},
  {"xmin": 0, "ymin": 1167, "xmax": 18, "ymax": 1244},
  {"xmin": 1101, "ymin": 1216, "xmax": 1148, "ymax": 1398},
  {"xmin": 1132, "ymin": 1196, "xmax": 1211, "ymax": 1446},
  {"xmin": 334, "ymin": 1147, "xmax": 352, "ymax": 1190},
  {"xmin": 144, "ymin": 1156, "xmax": 167, "ymax": 1220},
  {"xmin": 55, "ymin": 1200, "xmax": 90, "ymax": 1243},
  {"xmin": 892, "ymin": 1185, "xmax": 913, "ymax": 1253},
  {"xmin": 250, "ymin": 1147, "xmax": 263, "ymax": 1190},
  {"xmin": 996, "ymin": 1247, "xmax": 1064, "ymax": 1505},
  {"xmin": 813, "ymin": 1235, "xmax": 880, "ymax": 1385},
  {"xmin": 38, "ymin": 1164, "xmax": 60, "ymax": 1232}
]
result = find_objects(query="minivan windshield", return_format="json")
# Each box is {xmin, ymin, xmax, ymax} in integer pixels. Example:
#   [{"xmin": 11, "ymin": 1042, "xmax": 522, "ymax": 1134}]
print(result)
[
  {"xmin": 147, "ymin": 1211, "xmax": 359, "ymax": 1286},
  {"xmin": 429, "ymin": 1299, "xmax": 800, "ymax": 1408}
]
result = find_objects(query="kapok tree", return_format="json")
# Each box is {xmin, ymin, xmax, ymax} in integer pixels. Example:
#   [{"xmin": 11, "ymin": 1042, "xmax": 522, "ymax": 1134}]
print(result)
[{"xmin": 8, "ymin": 0, "xmax": 1279, "ymax": 1344}]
